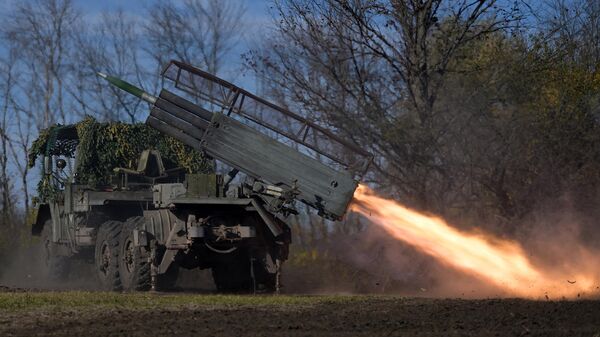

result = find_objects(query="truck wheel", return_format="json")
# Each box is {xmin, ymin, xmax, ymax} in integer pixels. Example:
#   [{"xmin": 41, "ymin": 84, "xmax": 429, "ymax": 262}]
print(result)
[
  {"xmin": 118, "ymin": 216, "xmax": 150, "ymax": 291},
  {"xmin": 95, "ymin": 221, "xmax": 122, "ymax": 291},
  {"xmin": 254, "ymin": 266, "xmax": 277, "ymax": 293},
  {"xmin": 211, "ymin": 251, "xmax": 253, "ymax": 292},
  {"xmin": 248, "ymin": 252, "xmax": 278, "ymax": 293},
  {"xmin": 40, "ymin": 222, "xmax": 71, "ymax": 282},
  {"xmin": 118, "ymin": 216, "xmax": 180, "ymax": 291},
  {"xmin": 212, "ymin": 254, "xmax": 277, "ymax": 293}
]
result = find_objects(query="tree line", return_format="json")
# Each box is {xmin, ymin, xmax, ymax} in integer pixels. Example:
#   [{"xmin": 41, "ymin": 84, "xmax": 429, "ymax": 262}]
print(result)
[{"xmin": 248, "ymin": 0, "xmax": 600, "ymax": 237}]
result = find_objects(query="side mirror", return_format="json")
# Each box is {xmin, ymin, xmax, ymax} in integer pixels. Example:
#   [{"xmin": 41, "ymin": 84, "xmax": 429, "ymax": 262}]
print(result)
[{"xmin": 56, "ymin": 159, "xmax": 67, "ymax": 170}]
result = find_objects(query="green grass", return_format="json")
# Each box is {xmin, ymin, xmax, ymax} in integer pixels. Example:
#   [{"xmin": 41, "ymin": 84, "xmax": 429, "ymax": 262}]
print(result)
[{"xmin": 0, "ymin": 292, "xmax": 385, "ymax": 312}]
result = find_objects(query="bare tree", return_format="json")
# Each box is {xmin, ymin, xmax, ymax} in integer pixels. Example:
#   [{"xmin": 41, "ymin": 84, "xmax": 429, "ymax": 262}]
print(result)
[
  {"xmin": 72, "ymin": 9, "xmax": 148, "ymax": 122},
  {"xmin": 8, "ymin": 106, "xmax": 34, "ymax": 220},
  {"xmin": 145, "ymin": 0, "xmax": 246, "ymax": 77},
  {"xmin": 0, "ymin": 52, "xmax": 17, "ymax": 226},
  {"xmin": 2, "ymin": 0, "xmax": 80, "ymax": 128},
  {"xmin": 542, "ymin": 0, "xmax": 600, "ymax": 69},
  {"xmin": 248, "ymin": 0, "xmax": 525, "ymax": 210}
]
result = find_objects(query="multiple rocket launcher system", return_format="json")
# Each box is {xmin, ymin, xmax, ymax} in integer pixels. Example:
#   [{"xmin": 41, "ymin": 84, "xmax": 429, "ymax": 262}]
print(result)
[
  {"xmin": 98, "ymin": 61, "xmax": 371, "ymax": 221},
  {"xmin": 29, "ymin": 60, "xmax": 372, "ymax": 293}
]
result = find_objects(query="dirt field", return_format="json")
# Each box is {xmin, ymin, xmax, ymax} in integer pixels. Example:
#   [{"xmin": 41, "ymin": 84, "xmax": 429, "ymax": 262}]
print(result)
[{"xmin": 0, "ymin": 288, "xmax": 599, "ymax": 337}]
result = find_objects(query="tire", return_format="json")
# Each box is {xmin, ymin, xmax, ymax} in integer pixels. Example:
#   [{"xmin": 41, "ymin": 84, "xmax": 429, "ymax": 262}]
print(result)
[
  {"xmin": 211, "ymin": 250, "xmax": 253, "ymax": 293},
  {"xmin": 118, "ymin": 216, "xmax": 180, "ymax": 291},
  {"xmin": 118, "ymin": 216, "xmax": 150, "ymax": 291},
  {"xmin": 94, "ymin": 220, "xmax": 122, "ymax": 291},
  {"xmin": 40, "ymin": 221, "xmax": 71, "ymax": 282},
  {"xmin": 208, "ymin": 215, "xmax": 279, "ymax": 293},
  {"xmin": 212, "ymin": 253, "xmax": 277, "ymax": 293},
  {"xmin": 157, "ymin": 262, "xmax": 179, "ymax": 291},
  {"xmin": 249, "ymin": 253, "xmax": 278, "ymax": 294},
  {"xmin": 254, "ymin": 264, "xmax": 277, "ymax": 293}
]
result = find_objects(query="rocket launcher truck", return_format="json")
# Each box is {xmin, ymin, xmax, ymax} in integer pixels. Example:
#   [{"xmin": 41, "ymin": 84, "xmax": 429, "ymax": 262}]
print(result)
[{"xmin": 30, "ymin": 60, "xmax": 372, "ymax": 292}]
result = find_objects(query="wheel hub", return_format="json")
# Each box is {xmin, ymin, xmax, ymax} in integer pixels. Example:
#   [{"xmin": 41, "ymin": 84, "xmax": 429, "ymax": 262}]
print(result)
[
  {"xmin": 123, "ymin": 239, "xmax": 135, "ymax": 273},
  {"xmin": 100, "ymin": 242, "xmax": 111, "ymax": 274}
]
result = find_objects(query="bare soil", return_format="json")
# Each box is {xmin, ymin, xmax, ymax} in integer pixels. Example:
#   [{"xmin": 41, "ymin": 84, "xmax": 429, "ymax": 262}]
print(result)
[{"xmin": 0, "ymin": 289, "xmax": 599, "ymax": 337}]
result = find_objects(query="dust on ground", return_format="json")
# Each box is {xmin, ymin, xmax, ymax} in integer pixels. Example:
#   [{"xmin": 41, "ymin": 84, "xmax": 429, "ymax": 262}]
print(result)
[{"xmin": 0, "ymin": 289, "xmax": 599, "ymax": 337}]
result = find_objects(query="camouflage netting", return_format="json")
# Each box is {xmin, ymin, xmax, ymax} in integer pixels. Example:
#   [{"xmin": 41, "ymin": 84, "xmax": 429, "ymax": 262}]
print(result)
[{"xmin": 29, "ymin": 116, "xmax": 214, "ymax": 200}]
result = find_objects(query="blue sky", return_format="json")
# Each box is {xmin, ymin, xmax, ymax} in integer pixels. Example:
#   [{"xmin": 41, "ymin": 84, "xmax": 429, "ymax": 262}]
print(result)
[
  {"xmin": 74, "ymin": 0, "xmax": 276, "ymax": 44},
  {"xmin": 77, "ymin": 0, "xmax": 276, "ymax": 32},
  {"xmin": 71, "ymin": 0, "xmax": 276, "ymax": 87},
  {"xmin": 76, "ymin": 0, "xmax": 272, "ymax": 16}
]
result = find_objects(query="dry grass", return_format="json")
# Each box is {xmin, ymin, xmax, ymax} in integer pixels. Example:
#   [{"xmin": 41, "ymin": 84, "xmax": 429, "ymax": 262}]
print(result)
[{"xmin": 0, "ymin": 291, "xmax": 390, "ymax": 312}]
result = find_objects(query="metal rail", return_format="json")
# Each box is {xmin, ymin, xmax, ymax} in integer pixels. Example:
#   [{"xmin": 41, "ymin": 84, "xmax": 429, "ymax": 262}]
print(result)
[{"xmin": 161, "ymin": 60, "xmax": 373, "ymax": 177}]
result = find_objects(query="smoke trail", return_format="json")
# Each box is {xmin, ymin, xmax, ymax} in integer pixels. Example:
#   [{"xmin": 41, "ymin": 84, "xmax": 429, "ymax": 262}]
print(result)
[{"xmin": 352, "ymin": 185, "xmax": 600, "ymax": 298}]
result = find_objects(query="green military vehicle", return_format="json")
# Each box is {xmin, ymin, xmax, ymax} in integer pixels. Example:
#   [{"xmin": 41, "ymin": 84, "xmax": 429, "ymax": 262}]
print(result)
[{"xmin": 29, "ymin": 61, "xmax": 372, "ymax": 292}]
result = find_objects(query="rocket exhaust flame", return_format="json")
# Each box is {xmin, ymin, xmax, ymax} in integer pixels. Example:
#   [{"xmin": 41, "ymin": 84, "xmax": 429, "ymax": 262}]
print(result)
[{"xmin": 352, "ymin": 184, "xmax": 599, "ymax": 298}]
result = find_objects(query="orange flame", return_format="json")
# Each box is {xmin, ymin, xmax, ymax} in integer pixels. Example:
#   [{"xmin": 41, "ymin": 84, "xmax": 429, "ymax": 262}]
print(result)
[{"xmin": 352, "ymin": 184, "xmax": 599, "ymax": 298}]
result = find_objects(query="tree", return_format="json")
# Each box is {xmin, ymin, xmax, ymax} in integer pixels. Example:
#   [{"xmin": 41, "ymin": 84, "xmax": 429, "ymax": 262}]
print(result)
[
  {"xmin": 542, "ymin": 0, "xmax": 600, "ymax": 69},
  {"xmin": 247, "ymin": 0, "xmax": 525, "ymax": 211},
  {"xmin": 145, "ymin": 0, "xmax": 246, "ymax": 77},
  {"xmin": 0, "ymin": 52, "xmax": 17, "ymax": 226},
  {"xmin": 72, "ymin": 9, "xmax": 148, "ymax": 123},
  {"xmin": 2, "ymin": 0, "xmax": 80, "ymax": 128}
]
